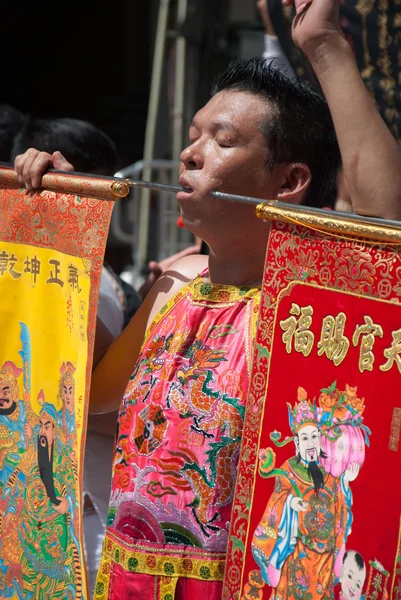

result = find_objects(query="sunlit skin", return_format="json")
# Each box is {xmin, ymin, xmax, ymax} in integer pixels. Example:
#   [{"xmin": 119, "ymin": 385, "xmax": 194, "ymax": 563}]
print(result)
[
  {"xmin": 0, "ymin": 382, "xmax": 13, "ymax": 409},
  {"xmin": 177, "ymin": 90, "xmax": 310, "ymax": 254},
  {"xmin": 340, "ymin": 552, "xmax": 366, "ymax": 600}
]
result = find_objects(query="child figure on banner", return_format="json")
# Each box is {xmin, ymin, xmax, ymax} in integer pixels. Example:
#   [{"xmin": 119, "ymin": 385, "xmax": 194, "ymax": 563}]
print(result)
[{"xmin": 339, "ymin": 550, "xmax": 367, "ymax": 600}]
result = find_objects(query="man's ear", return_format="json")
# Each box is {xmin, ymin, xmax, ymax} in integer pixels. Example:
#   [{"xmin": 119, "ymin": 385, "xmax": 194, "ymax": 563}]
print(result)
[{"xmin": 274, "ymin": 163, "xmax": 311, "ymax": 205}]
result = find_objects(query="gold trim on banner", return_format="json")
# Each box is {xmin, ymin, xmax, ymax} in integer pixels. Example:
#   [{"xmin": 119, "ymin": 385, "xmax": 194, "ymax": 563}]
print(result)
[{"xmin": 255, "ymin": 202, "xmax": 401, "ymax": 244}]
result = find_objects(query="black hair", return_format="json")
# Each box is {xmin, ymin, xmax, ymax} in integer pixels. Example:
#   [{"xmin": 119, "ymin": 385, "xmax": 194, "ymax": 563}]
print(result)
[
  {"xmin": 0, "ymin": 105, "xmax": 28, "ymax": 162},
  {"xmin": 212, "ymin": 58, "xmax": 342, "ymax": 208},
  {"xmin": 343, "ymin": 551, "xmax": 365, "ymax": 571},
  {"xmin": 11, "ymin": 117, "xmax": 118, "ymax": 176}
]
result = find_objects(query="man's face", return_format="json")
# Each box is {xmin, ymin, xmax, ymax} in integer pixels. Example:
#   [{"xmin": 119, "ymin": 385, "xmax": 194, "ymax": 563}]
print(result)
[
  {"xmin": 177, "ymin": 90, "xmax": 281, "ymax": 242},
  {"xmin": 295, "ymin": 425, "xmax": 321, "ymax": 463},
  {"xmin": 0, "ymin": 382, "xmax": 14, "ymax": 411},
  {"xmin": 62, "ymin": 379, "xmax": 74, "ymax": 413},
  {"xmin": 340, "ymin": 553, "xmax": 366, "ymax": 600},
  {"xmin": 39, "ymin": 417, "xmax": 54, "ymax": 448}
]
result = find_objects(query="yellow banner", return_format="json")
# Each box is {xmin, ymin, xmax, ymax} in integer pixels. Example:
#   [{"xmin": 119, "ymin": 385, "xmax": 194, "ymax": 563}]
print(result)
[{"xmin": 0, "ymin": 168, "xmax": 115, "ymax": 600}]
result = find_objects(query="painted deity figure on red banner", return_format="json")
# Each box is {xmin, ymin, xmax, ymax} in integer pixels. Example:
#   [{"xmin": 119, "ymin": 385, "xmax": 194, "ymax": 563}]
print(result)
[{"xmin": 249, "ymin": 383, "xmax": 370, "ymax": 600}]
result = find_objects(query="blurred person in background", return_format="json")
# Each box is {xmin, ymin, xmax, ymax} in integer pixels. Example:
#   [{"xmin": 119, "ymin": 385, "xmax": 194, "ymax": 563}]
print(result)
[
  {"xmin": 0, "ymin": 104, "xmax": 27, "ymax": 162},
  {"xmin": 259, "ymin": 0, "xmax": 401, "ymax": 144},
  {"xmin": 257, "ymin": 0, "xmax": 295, "ymax": 78}
]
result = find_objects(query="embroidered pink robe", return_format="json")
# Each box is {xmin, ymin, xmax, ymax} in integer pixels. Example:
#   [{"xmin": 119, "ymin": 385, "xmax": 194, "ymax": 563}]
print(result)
[{"xmin": 95, "ymin": 274, "xmax": 260, "ymax": 599}]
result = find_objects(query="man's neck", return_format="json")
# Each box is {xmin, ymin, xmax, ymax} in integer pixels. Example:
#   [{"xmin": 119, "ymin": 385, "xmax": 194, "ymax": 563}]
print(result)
[{"xmin": 206, "ymin": 245, "xmax": 266, "ymax": 287}]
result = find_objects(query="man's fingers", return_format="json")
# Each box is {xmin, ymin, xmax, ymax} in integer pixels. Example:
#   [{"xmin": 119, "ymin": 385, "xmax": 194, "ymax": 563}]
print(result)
[
  {"xmin": 52, "ymin": 151, "xmax": 74, "ymax": 172},
  {"xmin": 29, "ymin": 153, "xmax": 54, "ymax": 189},
  {"xmin": 21, "ymin": 150, "xmax": 43, "ymax": 190},
  {"xmin": 14, "ymin": 154, "xmax": 26, "ymax": 184},
  {"xmin": 14, "ymin": 148, "xmax": 74, "ymax": 191},
  {"xmin": 15, "ymin": 149, "xmax": 38, "ymax": 186}
]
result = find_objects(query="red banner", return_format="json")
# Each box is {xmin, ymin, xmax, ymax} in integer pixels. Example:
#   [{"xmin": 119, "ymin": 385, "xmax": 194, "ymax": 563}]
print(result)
[{"xmin": 224, "ymin": 220, "xmax": 401, "ymax": 600}]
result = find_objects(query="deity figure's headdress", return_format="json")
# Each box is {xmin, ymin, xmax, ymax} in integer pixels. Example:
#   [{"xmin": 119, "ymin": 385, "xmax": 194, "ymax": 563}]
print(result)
[
  {"xmin": 270, "ymin": 383, "xmax": 370, "ymax": 448},
  {"xmin": 60, "ymin": 361, "xmax": 76, "ymax": 380},
  {"xmin": 37, "ymin": 389, "xmax": 59, "ymax": 424},
  {"xmin": 287, "ymin": 391, "xmax": 319, "ymax": 435},
  {"xmin": 0, "ymin": 361, "xmax": 23, "ymax": 403},
  {"xmin": 270, "ymin": 387, "xmax": 319, "ymax": 447}
]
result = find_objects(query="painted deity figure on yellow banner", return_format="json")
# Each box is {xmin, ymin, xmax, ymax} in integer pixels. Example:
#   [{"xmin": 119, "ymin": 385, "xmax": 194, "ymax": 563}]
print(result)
[
  {"xmin": 247, "ymin": 384, "xmax": 370, "ymax": 600},
  {"xmin": 58, "ymin": 362, "xmax": 78, "ymax": 469},
  {"xmin": 0, "ymin": 360, "xmax": 33, "ymax": 596},
  {"xmin": 59, "ymin": 362, "xmax": 76, "ymax": 437},
  {"xmin": 0, "ymin": 322, "xmax": 82, "ymax": 598},
  {"xmin": 19, "ymin": 397, "xmax": 81, "ymax": 599}
]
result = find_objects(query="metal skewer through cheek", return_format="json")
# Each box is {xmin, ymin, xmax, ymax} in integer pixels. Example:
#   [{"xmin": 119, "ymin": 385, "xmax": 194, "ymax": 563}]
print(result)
[{"xmin": 110, "ymin": 178, "xmax": 401, "ymax": 243}]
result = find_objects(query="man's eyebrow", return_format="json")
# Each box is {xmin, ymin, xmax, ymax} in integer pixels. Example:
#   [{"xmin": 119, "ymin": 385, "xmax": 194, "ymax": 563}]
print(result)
[
  {"xmin": 212, "ymin": 120, "xmax": 241, "ymax": 135},
  {"xmin": 189, "ymin": 118, "xmax": 240, "ymax": 135}
]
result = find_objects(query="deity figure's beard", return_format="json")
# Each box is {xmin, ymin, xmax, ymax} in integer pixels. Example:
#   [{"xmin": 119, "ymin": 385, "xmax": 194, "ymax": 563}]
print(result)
[
  {"xmin": 37, "ymin": 436, "xmax": 60, "ymax": 506},
  {"xmin": 307, "ymin": 459, "xmax": 325, "ymax": 495},
  {"xmin": 0, "ymin": 400, "xmax": 17, "ymax": 415}
]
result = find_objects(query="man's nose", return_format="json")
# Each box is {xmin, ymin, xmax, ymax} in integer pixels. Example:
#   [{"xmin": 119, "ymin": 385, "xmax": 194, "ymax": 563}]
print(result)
[{"xmin": 180, "ymin": 139, "xmax": 204, "ymax": 170}]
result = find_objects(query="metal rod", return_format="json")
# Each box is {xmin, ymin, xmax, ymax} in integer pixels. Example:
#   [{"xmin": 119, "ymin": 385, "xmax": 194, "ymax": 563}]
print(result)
[
  {"xmin": 126, "ymin": 178, "xmax": 262, "ymax": 201},
  {"xmin": 126, "ymin": 179, "xmax": 182, "ymax": 194},
  {"xmin": 122, "ymin": 179, "xmax": 401, "ymax": 231},
  {"xmin": 211, "ymin": 191, "xmax": 401, "ymax": 231}
]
